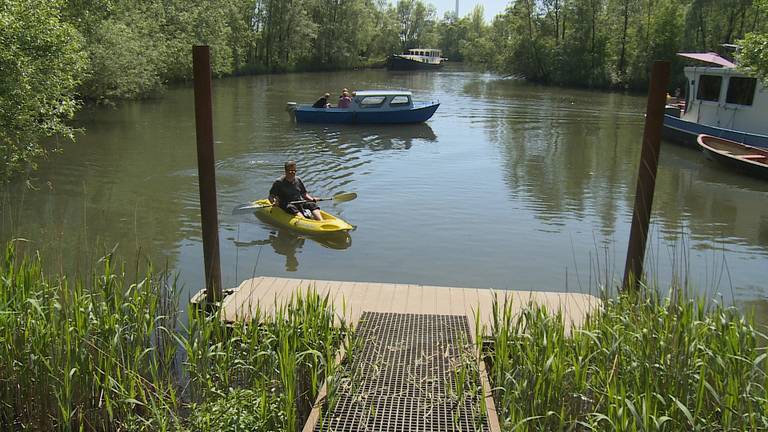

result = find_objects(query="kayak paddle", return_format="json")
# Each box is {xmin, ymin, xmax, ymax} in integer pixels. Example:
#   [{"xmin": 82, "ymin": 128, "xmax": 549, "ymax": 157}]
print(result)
[{"xmin": 231, "ymin": 192, "xmax": 357, "ymax": 215}]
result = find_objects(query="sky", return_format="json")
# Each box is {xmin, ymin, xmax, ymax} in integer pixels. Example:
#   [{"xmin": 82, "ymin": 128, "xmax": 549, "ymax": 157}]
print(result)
[{"xmin": 427, "ymin": 0, "xmax": 510, "ymax": 22}]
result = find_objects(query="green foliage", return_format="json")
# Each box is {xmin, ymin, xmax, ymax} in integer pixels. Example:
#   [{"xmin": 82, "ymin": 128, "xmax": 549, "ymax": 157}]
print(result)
[
  {"xmin": 80, "ymin": 6, "xmax": 167, "ymax": 100},
  {"xmin": 448, "ymin": 0, "xmax": 767, "ymax": 90},
  {"xmin": 2, "ymin": 0, "xmax": 447, "ymax": 179},
  {"xmin": 739, "ymin": 32, "xmax": 768, "ymax": 82},
  {"xmin": 0, "ymin": 242, "xmax": 344, "ymax": 430},
  {"xmin": 396, "ymin": 0, "xmax": 438, "ymax": 50},
  {"xmin": 0, "ymin": 0, "xmax": 86, "ymax": 180},
  {"xmin": 187, "ymin": 389, "xmax": 285, "ymax": 431},
  {"xmin": 738, "ymin": 0, "xmax": 768, "ymax": 81},
  {"xmin": 485, "ymin": 291, "xmax": 768, "ymax": 430}
]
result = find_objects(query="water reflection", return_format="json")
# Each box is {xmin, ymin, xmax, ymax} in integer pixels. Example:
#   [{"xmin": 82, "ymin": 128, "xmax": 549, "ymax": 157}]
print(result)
[
  {"xmin": 475, "ymin": 78, "xmax": 768, "ymax": 255},
  {"xmin": 295, "ymin": 122, "xmax": 436, "ymax": 151},
  {"xmin": 235, "ymin": 217, "xmax": 351, "ymax": 271}
]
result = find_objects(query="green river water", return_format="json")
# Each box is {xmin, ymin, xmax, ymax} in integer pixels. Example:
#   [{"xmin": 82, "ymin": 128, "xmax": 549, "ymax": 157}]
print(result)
[{"xmin": 2, "ymin": 65, "xmax": 766, "ymax": 319}]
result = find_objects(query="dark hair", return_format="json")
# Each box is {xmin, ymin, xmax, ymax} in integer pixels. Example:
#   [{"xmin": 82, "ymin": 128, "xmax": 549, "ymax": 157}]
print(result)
[{"xmin": 284, "ymin": 161, "xmax": 296, "ymax": 170}]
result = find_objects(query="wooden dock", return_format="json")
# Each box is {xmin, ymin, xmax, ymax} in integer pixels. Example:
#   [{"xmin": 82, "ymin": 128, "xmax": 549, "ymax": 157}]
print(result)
[
  {"xmin": 204, "ymin": 276, "xmax": 600, "ymax": 431},
  {"xmin": 218, "ymin": 276, "xmax": 600, "ymax": 333}
]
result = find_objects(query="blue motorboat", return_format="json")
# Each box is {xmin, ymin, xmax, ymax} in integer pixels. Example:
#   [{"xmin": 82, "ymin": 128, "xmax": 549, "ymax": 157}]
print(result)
[
  {"xmin": 289, "ymin": 90, "xmax": 439, "ymax": 124},
  {"xmin": 663, "ymin": 52, "xmax": 768, "ymax": 148}
]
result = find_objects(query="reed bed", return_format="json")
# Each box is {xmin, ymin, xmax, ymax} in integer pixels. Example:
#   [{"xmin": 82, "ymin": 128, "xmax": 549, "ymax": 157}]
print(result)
[
  {"xmin": 483, "ymin": 290, "xmax": 768, "ymax": 431},
  {"xmin": 0, "ymin": 243, "xmax": 345, "ymax": 431}
]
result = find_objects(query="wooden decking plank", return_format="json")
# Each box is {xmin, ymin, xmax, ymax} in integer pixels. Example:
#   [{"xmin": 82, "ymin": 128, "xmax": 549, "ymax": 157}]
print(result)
[
  {"xmin": 402, "ymin": 283, "xmax": 422, "ymax": 314},
  {"xmin": 272, "ymin": 276, "xmax": 302, "ymax": 313},
  {"xmin": 467, "ymin": 286, "xmax": 481, "ymax": 317},
  {"xmin": 224, "ymin": 277, "xmax": 268, "ymax": 322},
  {"xmin": 255, "ymin": 276, "xmax": 292, "ymax": 317},
  {"xmin": 400, "ymin": 283, "xmax": 414, "ymax": 313},
  {"xmin": 448, "ymin": 285, "xmax": 466, "ymax": 316},
  {"xmin": 366, "ymin": 283, "xmax": 393, "ymax": 318},
  {"xmin": 343, "ymin": 281, "xmax": 367, "ymax": 323},
  {"xmin": 221, "ymin": 277, "xmax": 262, "ymax": 321},
  {"xmin": 222, "ymin": 277, "xmax": 600, "ymax": 336},
  {"xmin": 475, "ymin": 288, "xmax": 498, "ymax": 336},
  {"xmin": 421, "ymin": 284, "xmax": 444, "ymax": 315},
  {"xmin": 377, "ymin": 282, "xmax": 401, "ymax": 313},
  {"xmin": 218, "ymin": 277, "xmax": 253, "ymax": 313},
  {"xmin": 324, "ymin": 279, "xmax": 346, "ymax": 309}
]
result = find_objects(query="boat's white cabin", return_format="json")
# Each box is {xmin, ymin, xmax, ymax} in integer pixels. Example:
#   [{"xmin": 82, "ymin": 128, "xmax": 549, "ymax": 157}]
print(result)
[
  {"xmin": 682, "ymin": 66, "xmax": 767, "ymax": 135},
  {"xmin": 403, "ymin": 48, "xmax": 442, "ymax": 58},
  {"xmin": 399, "ymin": 48, "xmax": 444, "ymax": 64},
  {"xmin": 349, "ymin": 90, "xmax": 414, "ymax": 110}
]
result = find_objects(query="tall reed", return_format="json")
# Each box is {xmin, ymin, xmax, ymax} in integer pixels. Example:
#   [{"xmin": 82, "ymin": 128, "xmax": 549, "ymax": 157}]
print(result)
[
  {"xmin": 483, "ymin": 290, "xmax": 768, "ymax": 431},
  {"xmin": 0, "ymin": 243, "xmax": 345, "ymax": 431}
]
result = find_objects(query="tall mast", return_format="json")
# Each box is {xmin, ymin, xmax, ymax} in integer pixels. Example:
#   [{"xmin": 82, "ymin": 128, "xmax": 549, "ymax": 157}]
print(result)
[{"xmin": 455, "ymin": 0, "xmax": 459, "ymax": 17}]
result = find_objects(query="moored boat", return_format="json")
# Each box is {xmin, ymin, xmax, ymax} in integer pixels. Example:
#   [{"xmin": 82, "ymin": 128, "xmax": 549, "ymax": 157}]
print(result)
[
  {"xmin": 251, "ymin": 199, "xmax": 354, "ymax": 234},
  {"xmin": 289, "ymin": 90, "xmax": 439, "ymax": 124},
  {"xmin": 663, "ymin": 52, "xmax": 768, "ymax": 148},
  {"xmin": 387, "ymin": 48, "xmax": 445, "ymax": 70},
  {"xmin": 697, "ymin": 134, "xmax": 768, "ymax": 180}
]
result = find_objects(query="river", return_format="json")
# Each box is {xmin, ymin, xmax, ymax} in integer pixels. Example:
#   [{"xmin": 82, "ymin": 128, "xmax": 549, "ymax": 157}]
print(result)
[{"xmin": 2, "ymin": 65, "xmax": 767, "ymax": 319}]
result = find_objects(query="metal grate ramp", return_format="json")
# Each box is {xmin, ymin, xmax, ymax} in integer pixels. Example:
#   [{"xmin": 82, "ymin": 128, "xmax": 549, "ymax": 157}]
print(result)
[{"xmin": 314, "ymin": 312, "xmax": 490, "ymax": 432}]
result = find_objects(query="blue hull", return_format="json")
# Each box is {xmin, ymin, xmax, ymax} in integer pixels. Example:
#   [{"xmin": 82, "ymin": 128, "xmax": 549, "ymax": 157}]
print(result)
[
  {"xmin": 295, "ymin": 103, "xmax": 439, "ymax": 124},
  {"xmin": 663, "ymin": 115, "xmax": 768, "ymax": 149}
]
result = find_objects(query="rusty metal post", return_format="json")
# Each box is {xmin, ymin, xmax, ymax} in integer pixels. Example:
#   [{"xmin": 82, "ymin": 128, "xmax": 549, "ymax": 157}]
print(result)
[
  {"xmin": 622, "ymin": 61, "xmax": 671, "ymax": 292},
  {"xmin": 192, "ymin": 45, "xmax": 222, "ymax": 304}
]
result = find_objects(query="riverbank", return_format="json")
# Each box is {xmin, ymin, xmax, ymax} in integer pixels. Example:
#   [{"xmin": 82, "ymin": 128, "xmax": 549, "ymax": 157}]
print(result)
[{"xmin": 1, "ymin": 243, "xmax": 765, "ymax": 430}]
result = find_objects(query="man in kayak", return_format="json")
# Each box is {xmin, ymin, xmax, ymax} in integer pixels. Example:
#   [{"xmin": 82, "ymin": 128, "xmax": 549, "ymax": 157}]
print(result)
[{"xmin": 268, "ymin": 161, "xmax": 322, "ymax": 220}]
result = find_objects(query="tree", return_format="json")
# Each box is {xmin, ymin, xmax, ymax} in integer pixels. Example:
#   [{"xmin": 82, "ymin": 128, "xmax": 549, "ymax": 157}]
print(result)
[
  {"xmin": 738, "ymin": 0, "xmax": 768, "ymax": 81},
  {"xmin": 395, "ymin": 0, "xmax": 437, "ymax": 49},
  {"xmin": 0, "ymin": 0, "xmax": 86, "ymax": 180}
]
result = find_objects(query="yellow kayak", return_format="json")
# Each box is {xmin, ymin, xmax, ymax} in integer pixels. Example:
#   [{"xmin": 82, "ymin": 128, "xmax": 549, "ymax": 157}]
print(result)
[{"xmin": 252, "ymin": 199, "xmax": 353, "ymax": 234}]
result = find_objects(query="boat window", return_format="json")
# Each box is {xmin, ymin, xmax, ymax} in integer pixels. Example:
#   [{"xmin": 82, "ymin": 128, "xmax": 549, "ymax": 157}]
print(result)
[
  {"xmin": 359, "ymin": 96, "xmax": 386, "ymax": 107},
  {"xmin": 390, "ymin": 96, "xmax": 410, "ymax": 106},
  {"xmin": 697, "ymin": 75, "xmax": 722, "ymax": 102},
  {"xmin": 725, "ymin": 77, "xmax": 757, "ymax": 105}
]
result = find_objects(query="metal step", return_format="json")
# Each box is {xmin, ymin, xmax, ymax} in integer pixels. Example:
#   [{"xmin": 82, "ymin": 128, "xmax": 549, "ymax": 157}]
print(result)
[{"xmin": 313, "ymin": 312, "xmax": 492, "ymax": 432}]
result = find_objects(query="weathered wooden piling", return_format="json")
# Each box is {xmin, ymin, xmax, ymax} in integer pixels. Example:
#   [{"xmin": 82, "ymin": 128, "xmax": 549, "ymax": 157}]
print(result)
[
  {"xmin": 192, "ymin": 45, "xmax": 222, "ymax": 304},
  {"xmin": 622, "ymin": 60, "xmax": 671, "ymax": 291}
]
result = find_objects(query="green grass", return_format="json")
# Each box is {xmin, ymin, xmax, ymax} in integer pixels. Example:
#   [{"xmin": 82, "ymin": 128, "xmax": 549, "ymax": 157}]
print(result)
[
  {"xmin": 3, "ymin": 240, "xmax": 767, "ymax": 431},
  {"xmin": 0, "ymin": 242, "xmax": 345, "ymax": 431},
  {"xmin": 482, "ymin": 289, "xmax": 768, "ymax": 431}
]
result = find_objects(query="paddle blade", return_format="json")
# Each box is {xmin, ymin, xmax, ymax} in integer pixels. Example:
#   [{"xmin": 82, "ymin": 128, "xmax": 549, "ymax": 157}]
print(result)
[
  {"xmin": 231, "ymin": 202, "xmax": 269, "ymax": 215},
  {"xmin": 333, "ymin": 192, "xmax": 357, "ymax": 203}
]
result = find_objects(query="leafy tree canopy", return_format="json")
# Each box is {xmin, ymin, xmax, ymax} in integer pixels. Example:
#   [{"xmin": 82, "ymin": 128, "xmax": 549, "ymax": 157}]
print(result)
[{"xmin": 0, "ymin": 0, "xmax": 86, "ymax": 180}]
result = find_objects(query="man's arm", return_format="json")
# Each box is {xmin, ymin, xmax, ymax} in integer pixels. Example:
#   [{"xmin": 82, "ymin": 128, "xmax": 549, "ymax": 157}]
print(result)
[
  {"xmin": 268, "ymin": 181, "xmax": 280, "ymax": 205},
  {"xmin": 298, "ymin": 179, "xmax": 317, "ymax": 202}
]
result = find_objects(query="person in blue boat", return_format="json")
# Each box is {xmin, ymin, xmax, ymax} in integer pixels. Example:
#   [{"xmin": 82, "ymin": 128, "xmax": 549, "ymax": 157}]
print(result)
[
  {"xmin": 312, "ymin": 93, "xmax": 331, "ymax": 108},
  {"xmin": 268, "ymin": 161, "xmax": 322, "ymax": 220},
  {"xmin": 338, "ymin": 91, "xmax": 352, "ymax": 108}
]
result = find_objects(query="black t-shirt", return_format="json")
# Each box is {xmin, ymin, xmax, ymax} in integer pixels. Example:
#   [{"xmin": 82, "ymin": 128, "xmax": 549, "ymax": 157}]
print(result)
[
  {"xmin": 312, "ymin": 97, "xmax": 328, "ymax": 108},
  {"xmin": 269, "ymin": 176, "xmax": 307, "ymax": 208}
]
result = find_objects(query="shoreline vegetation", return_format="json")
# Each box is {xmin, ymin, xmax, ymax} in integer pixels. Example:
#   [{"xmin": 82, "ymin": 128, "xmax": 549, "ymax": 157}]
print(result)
[
  {"xmin": 4, "ymin": 0, "xmax": 768, "ymax": 180},
  {"xmin": 1, "ymin": 242, "xmax": 766, "ymax": 430}
]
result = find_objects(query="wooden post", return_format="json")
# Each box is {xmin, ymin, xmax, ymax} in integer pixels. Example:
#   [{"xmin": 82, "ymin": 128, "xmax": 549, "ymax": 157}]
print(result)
[
  {"xmin": 192, "ymin": 45, "xmax": 222, "ymax": 304},
  {"xmin": 622, "ymin": 61, "xmax": 670, "ymax": 292}
]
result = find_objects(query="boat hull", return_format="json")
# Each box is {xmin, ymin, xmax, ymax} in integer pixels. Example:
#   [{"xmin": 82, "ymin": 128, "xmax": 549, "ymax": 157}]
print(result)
[
  {"xmin": 697, "ymin": 135, "xmax": 768, "ymax": 180},
  {"xmin": 663, "ymin": 115, "xmax": 768, "ymax": 149},
  {"xmin": 386, "ymin": 56, "xmax": 443, "ymax": 71},
  {"xmin": 252, "ymin": 199, "xmax": 354, "ymax": 234},
  {"xmin": 294, "ymin": 103, "xmax": 439, "ymax": 124}
]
